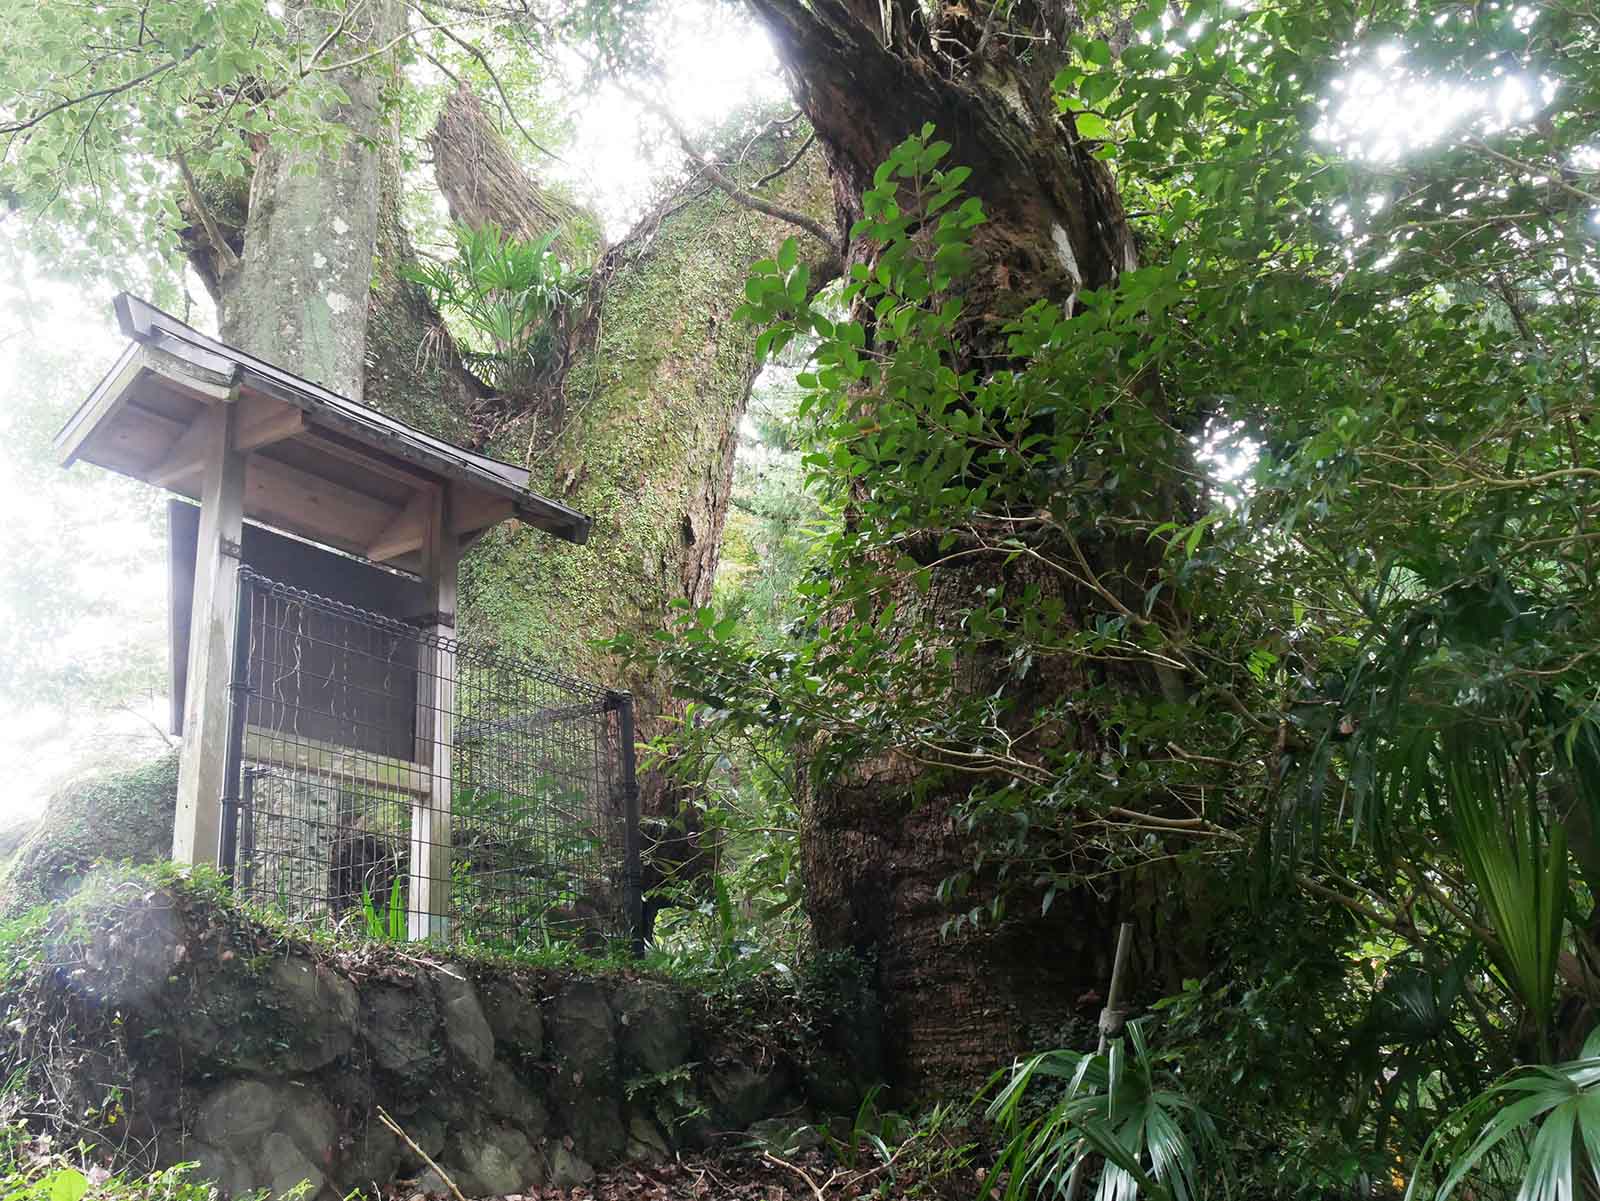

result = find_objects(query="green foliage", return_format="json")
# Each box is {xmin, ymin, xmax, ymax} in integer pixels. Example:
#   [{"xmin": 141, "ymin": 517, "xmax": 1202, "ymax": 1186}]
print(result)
[
  {"xmin": 0, "ymin": 753, "xmax": 178, "ymax": 919},
  {"xmin": 1409, "ymin": 1027, "xmax": 1600, "ymax": 1201},
  {"xmin": 1444, "ymin": 730, "xmax": 1568, "ymax": 1044},
  {"xmin": 360, "ymin": 877, "xmax": 406, "ymax": 942},
  {"xmin": 619, "ymin": 2, "xmax": 1600, "ymax": 1195},
  {"xmin": 402, "ymin": 221, "xmax": 587, "ymax": 391},
  {"xmin": 634, "ymin": 703, "xmax": 808, "ymax": 975},
  {"xmin": 983, "ymin": 1021, "xmax": 1214, "ymax": 1201},
  {"xmin": 0, "ymin": 0, "xmax": 395, "ymax": 289},
  {"xmin": 0, "ymin": 1156, "xmax": 220, "ymax": 1201},
  {"xmin": 0, "ymin": 907, "xmax": 51, "ymax": 990},
  {"xmin": 714, "ymin": 349, "xmax": 828, "ymax": 646},
  {"xmin": 0, "ymin": 1118, "xmax": 285, "ymax": 1201}
]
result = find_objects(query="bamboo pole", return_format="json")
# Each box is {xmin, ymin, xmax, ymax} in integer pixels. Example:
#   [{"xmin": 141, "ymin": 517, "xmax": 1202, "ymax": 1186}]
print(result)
[{"xmin": 1066, "ymin": 920, "xmax": 1135, "ymax": 1201}]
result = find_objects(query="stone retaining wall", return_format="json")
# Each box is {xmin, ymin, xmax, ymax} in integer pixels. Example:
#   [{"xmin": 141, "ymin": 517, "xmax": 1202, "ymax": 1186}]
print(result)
[{"xmin": 5, "ymin": 886, "xmax": 878, "ymax": 1199}]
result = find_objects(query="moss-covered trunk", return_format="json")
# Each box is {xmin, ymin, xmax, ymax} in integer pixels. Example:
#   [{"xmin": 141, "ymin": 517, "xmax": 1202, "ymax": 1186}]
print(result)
[{"xmin": 429, "ymin": 94, "xmax": 840, "ymax": 837}]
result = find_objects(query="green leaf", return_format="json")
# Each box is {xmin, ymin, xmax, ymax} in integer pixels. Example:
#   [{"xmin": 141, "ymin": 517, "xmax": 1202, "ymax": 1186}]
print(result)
[
  {"xmin": 1075, "ymin": 112, "xmax": 1112, "ymax": 141},
  {"xmin": 47, "ymin": 1169, "xmax": 89, "ymax": 1201}
]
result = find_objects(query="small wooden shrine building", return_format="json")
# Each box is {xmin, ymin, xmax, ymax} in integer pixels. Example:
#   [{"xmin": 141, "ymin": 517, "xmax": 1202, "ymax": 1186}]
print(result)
[{"xmin": 53, "ymin": 296, "xmax": 613, "ymax": 941}]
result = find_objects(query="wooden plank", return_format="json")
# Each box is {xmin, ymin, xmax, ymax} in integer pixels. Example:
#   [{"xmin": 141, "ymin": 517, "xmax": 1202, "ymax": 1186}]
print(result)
[
  {"xmin": 297, "ymin": 422, "xmax": 443, "ymax": 492},
  {"xmin": 173, "ymin": 404, "xmax": 246, "ymax": 868},
  {"xmin": 125, "ymin": 399, "xmax": 190, "ymax": 440},
  {"xmin": 95, "ymin": 408, "xmax": 181, "ymax": 467},
  {"xmin": 245, "ymin": 454, "xmax": 401, "ymax": 549},
  {"xmin": 144, "ymin": 342, "xmax": 239, "ymax": 404},
  {"xmin": 242, "ymin": 726, "xmax": 431, "ymax": 797},
  {"xmin": 368, "ymin": 489, "xmax": 508, "ymax": 561},
  {"xmin": 369, "ymin": 491, "xmax": 431, "ymax": 562},
  {"xmin": 410, "ymin": 485, "xmax": 458, "ymax": 942},
  {"xmin": 235, "ymin": 393, "xmax": 305, "ymax": 452},
  {"xmin": 56, "ymin": 344, "xmax": 147, "ymax": 467},
  {"xmin": 453, "ymin": 492, "xmax": 514, "ymax": 536},
  {"xmin": 148, "ymin": 415, "xmax": 212, "ymax": 488},
  {"xmin": 167, "ymin": 501, "xmax": 198, "ymax": 736},
  {"xmin": 82, "ymin": 444, "xmax": 185, "ymax": 485},
  {"xmin": 126, "ymin": 379, "xmax": 207, "ymax": 426},
  {"xmin": 60, "ymin": 341, "xmax": 238, "ymax": 474}
]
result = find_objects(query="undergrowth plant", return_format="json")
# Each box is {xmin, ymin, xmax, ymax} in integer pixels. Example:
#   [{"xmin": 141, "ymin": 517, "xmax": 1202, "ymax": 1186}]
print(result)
[
  {"xmin": 359, "ymin": 878, "xmax": 406, "ymax": 943},
  {"xmin": 982, "ymin": 1020, "xmax": 1214, "ymax": 1201},
  {"xmin": 1408, "ymin": 1026, "xmax": 1600, "ymax": 1201},
  {"xmin": 0, "ymin": 1124, "xmax": 313, "ymax": 1201}
]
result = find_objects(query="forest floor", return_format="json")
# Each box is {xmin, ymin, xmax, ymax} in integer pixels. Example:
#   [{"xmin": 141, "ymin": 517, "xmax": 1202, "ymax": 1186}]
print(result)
[{"xmin": 392, "ymin": 1142, "xmax": 981, "ymax": 1201}]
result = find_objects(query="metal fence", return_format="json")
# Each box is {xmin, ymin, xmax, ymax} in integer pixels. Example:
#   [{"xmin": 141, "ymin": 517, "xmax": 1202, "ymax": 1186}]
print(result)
[{"xmin": 219, "ymin": 569, "xmax": 641, "ymax": 951}]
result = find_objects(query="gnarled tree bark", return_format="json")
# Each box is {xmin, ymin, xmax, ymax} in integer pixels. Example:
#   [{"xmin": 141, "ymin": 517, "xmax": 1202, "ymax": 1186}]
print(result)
[
  {"xmin": 747, "ymin": 0, "xmax": 1193, "ymax": 1095},
  {"xmin": 430, "ymin": 86, "xmax": 603, "ymax": 269},
  {"xmin": 426, "ymin": 88, "xmax": 840, "ymax": 905}
]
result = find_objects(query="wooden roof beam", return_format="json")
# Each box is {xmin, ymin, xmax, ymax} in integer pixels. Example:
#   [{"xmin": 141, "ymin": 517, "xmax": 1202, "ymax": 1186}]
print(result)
[
  {"xmin": 368, "ymin": 492, "xmax": 431, "ymax": 562},
  {"xmin": 235, "ymin": 393, "xmax": 305, "ymax": 453},
  {"xmin": 368, "ymin": 488, "xmax": 514, "ymax": 563},
  {"xmin": 245, "ymin": 455, "xmax": 400, "ymax": 553},
  {"xmin": 148, "ymin": 415, "xmax": 213, "ymax": 488}
]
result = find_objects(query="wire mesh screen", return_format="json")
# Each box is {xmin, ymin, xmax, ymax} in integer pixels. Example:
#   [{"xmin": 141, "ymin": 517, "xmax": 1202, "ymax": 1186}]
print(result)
[{"xmin": 220, "ymin": 569, "xmax": 640, "ymax": 951}]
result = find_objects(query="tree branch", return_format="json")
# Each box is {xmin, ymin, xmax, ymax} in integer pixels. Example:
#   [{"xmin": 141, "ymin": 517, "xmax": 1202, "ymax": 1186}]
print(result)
[
  {"xmin": 754, "ymin": 132, "xmax": 816, "ymax": 188},
  {"xmin": 625, "ymin": 83, "xmax": 841, "ymax": 258},
  {"xmin": 175, "ymin": 150, "xmax": 241, "ymax": 275},
  {"xmin": 415, "ymin": 4, "xmax": 566, "ymax": 163},
  {"xmin": 0, "ymin": 47, "xmax": 199, "ymax": 136},
  {"xmin": 1467, "ymin": 139, "xmax": 1600, "ymax": 207}
]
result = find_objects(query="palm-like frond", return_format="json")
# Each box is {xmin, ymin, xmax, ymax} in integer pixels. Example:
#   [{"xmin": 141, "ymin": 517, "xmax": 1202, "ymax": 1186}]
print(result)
[
  {"xmin": 1409, "ymin": 1028, "xmax": 1600, "ymax": 1201},
  {"xmin": 401, "ymin": 221, "xmax": 586, "ymax": 387},
  {"xmin": 1443, "ymin": 725, "xmax": 1567, "ymax": 1034},
  {"xmin": 982, "ymin": 1020, "xmax": 1213, "ymax": 1201}
]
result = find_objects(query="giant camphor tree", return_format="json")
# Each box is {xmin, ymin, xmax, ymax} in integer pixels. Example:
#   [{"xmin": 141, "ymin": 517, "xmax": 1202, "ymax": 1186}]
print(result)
[
  {"xmin": 733, "ymin": 0, "xmax": 1181, "ymax": 1094},
  {"xmin": 631, "ymin": 0, "xmax": 1600, "ymax": 1118},
  {"xmin": 11, "ymin": 5, "xmax": 1600, "ymax": 1165}
]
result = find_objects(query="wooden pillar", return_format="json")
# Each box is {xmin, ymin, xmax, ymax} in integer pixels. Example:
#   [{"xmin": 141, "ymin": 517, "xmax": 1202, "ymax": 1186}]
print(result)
[
  {"xmin": 173, "ymin": 403, "xmax": 246, "ymax": 866},
  {"xmin": 410, "ymin": 485, "xmax": 458, "ymax": 940}
]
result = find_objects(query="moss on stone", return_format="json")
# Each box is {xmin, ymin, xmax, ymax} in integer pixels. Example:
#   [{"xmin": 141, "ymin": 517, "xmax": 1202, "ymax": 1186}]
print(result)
[{"xmin": 0, "ymin": 752, "xmax": 179, "ymax": 918}]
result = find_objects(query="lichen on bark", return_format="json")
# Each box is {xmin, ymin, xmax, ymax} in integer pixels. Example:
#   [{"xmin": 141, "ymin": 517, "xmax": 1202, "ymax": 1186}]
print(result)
[
  {"xmin": 426, "ymin": 93, "xmax": 839, "ymax": 823},
  {"xmin": 212, "ymin": 0, "xmax": 405, "ymax": 400}
]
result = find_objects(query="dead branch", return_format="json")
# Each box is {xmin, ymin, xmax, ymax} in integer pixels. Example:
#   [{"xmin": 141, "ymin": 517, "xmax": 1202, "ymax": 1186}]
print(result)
[
  {"xmin": 376, "ymin": 1107, "xmax": 468, "ymax": 1201},
  {"xmin": 621, "ymin": 82, "xmax": 841, "ymax": 258}
]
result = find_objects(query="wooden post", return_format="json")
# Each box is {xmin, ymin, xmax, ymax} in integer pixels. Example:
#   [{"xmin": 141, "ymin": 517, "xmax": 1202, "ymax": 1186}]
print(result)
[
  {"xmin": 410, "ymin": 486, "xmax": 458, "ymax": 940},
  {"xmin": 1065, "ymin": 921, "xmax": 1136, "ymax": 1201},
  {"xmin": 173, "ymin": 403, "xmax": 246, "ymax": 866}
]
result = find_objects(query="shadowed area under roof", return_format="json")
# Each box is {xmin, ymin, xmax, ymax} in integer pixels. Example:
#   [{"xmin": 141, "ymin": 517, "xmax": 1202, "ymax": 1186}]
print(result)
[{"xmin": 54, "ymin": 294, "xmax": 589, "ymax": 574}]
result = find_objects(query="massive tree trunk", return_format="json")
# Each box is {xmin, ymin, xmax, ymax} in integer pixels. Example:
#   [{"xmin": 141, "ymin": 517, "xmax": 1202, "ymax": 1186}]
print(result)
[
  {"xmin": 212, "ymin": 0, "xmax": 406, "ymax": 398},
  {"xmin": 426, "ymin": 89, "xmax": 839, "ymax": 885},
  {"xmin": 429, "ymin": 88, "xmax": 603, "ymax": 270},
  {"xmin": 747, "ymin": 0, "xmax": 1189, "ymax": 1095}
]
